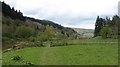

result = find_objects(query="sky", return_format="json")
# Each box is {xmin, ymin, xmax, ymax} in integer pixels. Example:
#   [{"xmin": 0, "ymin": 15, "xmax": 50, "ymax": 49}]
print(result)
[{"xmin": 1, "ymin": 0, "xmax": 119, "ymax": 29}]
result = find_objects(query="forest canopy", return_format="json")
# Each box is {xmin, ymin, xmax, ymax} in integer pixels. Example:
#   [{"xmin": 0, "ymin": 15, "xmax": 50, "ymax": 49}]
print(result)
[{"xmin": 94, "ymin": 15, "xmax": 120, "ymax": 38}]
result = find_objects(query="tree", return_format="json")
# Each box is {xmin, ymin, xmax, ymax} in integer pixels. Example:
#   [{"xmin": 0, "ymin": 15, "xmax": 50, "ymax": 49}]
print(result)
[
  {"xmin": 100, "ymin": 26, "xmax": 109, "ymax": 38},
  {"xmin": 14, "ymin": 26, "xmax": 33, "ymax": 38},
  {"xmin": 111, "ymin": 15, "xmax": 119, "ymax": 35},
  {"xmin": 44, "ymin": 25, "xmax": 55, "ymax": 40},
  {"xmin": 2, "ymin": 24, "xmax": 15, "ymax": 37},
  {"xmin": 94, "ymin": 16, "xmax": 103, "ymax": 37},
  {"xmin": 94, "ymin": 15, "xmax": 120, "ymax": 38}
]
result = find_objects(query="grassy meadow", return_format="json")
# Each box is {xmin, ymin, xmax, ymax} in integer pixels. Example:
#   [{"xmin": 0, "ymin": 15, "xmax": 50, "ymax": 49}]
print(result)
[
  {"xmin": 2, "ymin": 38, "xmax": 118, "ymax": 65},
  {"xmin": 0, "ymin": 50, "xmax": 2, "ymax": 66}
]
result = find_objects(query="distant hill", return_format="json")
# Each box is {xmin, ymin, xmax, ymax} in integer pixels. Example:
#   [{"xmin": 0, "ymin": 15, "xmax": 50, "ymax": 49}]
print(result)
[{"xmin": 72, "ymin": 28, "xmax": 94, "ymax": 37}]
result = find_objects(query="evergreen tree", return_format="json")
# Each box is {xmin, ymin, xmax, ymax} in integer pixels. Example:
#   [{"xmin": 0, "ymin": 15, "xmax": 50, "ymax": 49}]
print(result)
[
  {"xmin": 94, "ymin": 15, "xmax": 120, "ymax": 38},
  {"xmin": 94, "ymin": 16, "xmax": 104, "ymax": 37}
]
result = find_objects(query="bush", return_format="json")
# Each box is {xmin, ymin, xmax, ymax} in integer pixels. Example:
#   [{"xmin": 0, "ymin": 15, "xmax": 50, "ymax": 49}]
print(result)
[
  {"xmin": 111, "ymin": 35, "xmax": 118, "ymax": 39},
  {"xmin": 11, "ymin": 55, "xmax": 22, "ymax": 61},
  {"xmin": 14, "ymin": 26, "xmax": 34, "ymax": 38},
  {"xmin": 35, "ymin": 41, "xmax": 44, "ymax": 47},
  {"xmin": 100, "ymin": 26, "xmax": 109, "ymax": 38},
  {"xmin": 2, "ymin": 24, "xmax": 15, "ymax": 37},
  {"xmin": 2, "ymin": 37, "xmax": 10, "ymax": 42},
  {"xmin": 52, "ymin": 40, "xmax": 68, "ymax": 47},
  {"xmin": 25, "ymin": 61, "xmax": 34, "ymax": 65},
  {"xmin": 29, "ymin": 36, "xmax": 36, "ymax": 42}
]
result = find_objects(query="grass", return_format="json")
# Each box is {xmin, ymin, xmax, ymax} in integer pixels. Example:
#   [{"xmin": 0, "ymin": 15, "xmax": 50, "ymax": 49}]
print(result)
[
  {"xmin": 68, "ymin": 38, "xmax": 118, "ymax": 44},
  {"xmin": 0, "ymin": 50, "xmax": 2, "ymax": 66},
  {"xmin": 2, "ymin": 40, "xmax": 118, "ymax": 65}
]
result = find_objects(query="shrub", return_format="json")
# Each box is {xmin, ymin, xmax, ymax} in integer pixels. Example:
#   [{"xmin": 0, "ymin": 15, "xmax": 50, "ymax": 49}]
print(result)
[
  {"xmin": 2, "ymin": 24, "xmax": 15, "ymax": 37},
  {"xmin": 11, "ymin": 55, "xmax": 22, "ymax": 61},
  {"xmin": 100, "ymin": 26, "xmax": 109, "ymax": 38},
  {"xmin": 52, "ymin": 40, "xmax": 68, "ymax": 47},
  {"xmin": 35, "ymin": 41, "xmax": 44, "ymax": 47},
  {"xmin": 14, "ymin": 26, "xmax": 33, "ymax": 38},
  {"xmin": 29, "ymin": 36, "xmax": 36, "ymax": 42},
  {"xmin": 25, "ymin": 61, "xmax": 34, "ymax": 65}
]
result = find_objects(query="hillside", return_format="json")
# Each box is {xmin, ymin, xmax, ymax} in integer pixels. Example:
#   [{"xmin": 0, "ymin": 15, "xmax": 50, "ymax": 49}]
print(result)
[
  {"xmin": 1, "ymin": 1, "xmax": 77, "ymax": 35},
  {"xmin": 72, "ymin": 28, "xmax": 94, "ymax": 37},
  {"xmin": 1, "ymin": 1, "xmax": 79, "ymax": 49}
]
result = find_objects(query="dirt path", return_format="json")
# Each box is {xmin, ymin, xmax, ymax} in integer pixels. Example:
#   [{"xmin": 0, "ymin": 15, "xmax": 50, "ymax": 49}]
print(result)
[
  {"xmin": 47, "ymin": 44, "xmax": 50, "ymax": 47},
  {"xmin": 40, "ymin": 47, "xmax": 58, "ymax": 65}
]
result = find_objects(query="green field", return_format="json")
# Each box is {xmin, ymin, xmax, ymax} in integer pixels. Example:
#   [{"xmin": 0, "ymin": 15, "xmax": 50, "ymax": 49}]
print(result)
[
  {"xmin": 0, "ymin": 50, "xmax": 2, "ymax": 66},
  {"xmin": 2, "ymin": 39, "xmax": 118, "ymax": 65}
]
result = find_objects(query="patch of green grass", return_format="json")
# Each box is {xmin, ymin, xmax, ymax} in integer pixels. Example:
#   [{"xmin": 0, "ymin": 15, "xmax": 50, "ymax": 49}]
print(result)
[
  {"xmin": 2, "ymin": 43, "xmax": 118, "ymax": 65},
  {"xmin": 0, "ymin": 50, "xmax": 2, "ymax": 66},
  {"xmin": 67, "ymin": 38, "xmax": 118, "ymax": 45}
]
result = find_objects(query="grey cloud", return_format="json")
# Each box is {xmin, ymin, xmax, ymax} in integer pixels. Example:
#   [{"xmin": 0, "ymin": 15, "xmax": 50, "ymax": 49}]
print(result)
[
  {"xmin": 45, "ymin": 14, "xmax": 96, "ymax": 25},
  {"xmin": 22, "ymin": 6, "xmax": 115, "ymax": 29}
]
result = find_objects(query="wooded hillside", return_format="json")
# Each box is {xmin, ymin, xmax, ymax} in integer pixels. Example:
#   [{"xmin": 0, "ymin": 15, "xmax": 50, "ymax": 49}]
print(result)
[{"xmin": 1, "ymin": 1, "xmax": 79, "ymax": 49}]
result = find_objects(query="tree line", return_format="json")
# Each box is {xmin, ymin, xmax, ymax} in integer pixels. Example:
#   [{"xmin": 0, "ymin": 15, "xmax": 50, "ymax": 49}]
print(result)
[
  {"xmin": 2, "ymin": 1, "xmax": 25, "ymax": 21},
  {"xmin": 94, "ymin": 15, "xmax": 120, "ymax": 38}
]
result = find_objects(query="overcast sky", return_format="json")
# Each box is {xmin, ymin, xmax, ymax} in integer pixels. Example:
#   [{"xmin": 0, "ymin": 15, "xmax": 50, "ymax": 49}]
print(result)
[{"xmin": 1, "ymin": 0, "xmax": 119, "ymax": 29}]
